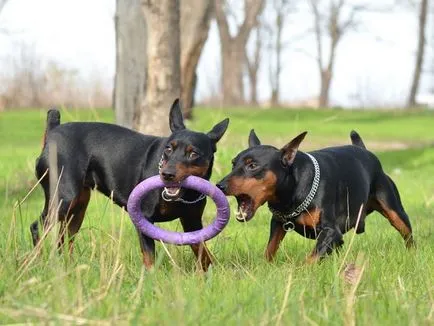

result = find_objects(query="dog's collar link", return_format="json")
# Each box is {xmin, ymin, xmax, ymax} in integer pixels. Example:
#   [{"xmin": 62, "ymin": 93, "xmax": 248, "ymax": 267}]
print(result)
[
  {"xmin": 158, "ymin": 154, "xmax": 207, "ymax": 205},
  {"xmin": 269, "ymin": 153, "xmax": 321, "ymax": 232}
]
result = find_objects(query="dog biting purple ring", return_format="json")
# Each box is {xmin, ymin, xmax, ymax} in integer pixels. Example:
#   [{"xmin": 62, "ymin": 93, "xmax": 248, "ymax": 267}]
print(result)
[{"xmin": 127, "ymin": 175, "xmax": 230, "ymax": 245}]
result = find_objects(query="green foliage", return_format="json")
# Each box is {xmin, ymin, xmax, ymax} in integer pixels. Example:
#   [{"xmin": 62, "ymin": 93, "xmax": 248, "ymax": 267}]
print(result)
[{"xmin": 0, "ymin": 107, "xmax": 433, "ymax": 324}]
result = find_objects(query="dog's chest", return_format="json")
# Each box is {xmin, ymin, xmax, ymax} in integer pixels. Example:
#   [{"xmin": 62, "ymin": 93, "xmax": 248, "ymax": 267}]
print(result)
[
  {"xmin": 154, "ymin": 200, "xmax": 181, "ymax": 221},
  {"xmin": 155, "ymin": 200, "xmax": 200, "ymax": 222}
]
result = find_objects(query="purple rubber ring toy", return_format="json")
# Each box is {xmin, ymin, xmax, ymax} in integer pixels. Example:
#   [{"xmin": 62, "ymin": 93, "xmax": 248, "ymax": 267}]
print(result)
[{"xmin": 127, "ymin": 175, "xmax": 230, "ymax": 245}]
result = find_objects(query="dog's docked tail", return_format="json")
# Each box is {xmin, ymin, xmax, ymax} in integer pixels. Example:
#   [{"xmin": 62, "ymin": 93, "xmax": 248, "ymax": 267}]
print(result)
[
  {"xmin": 350, "ymin": 130, "xmax": 366, "ymax": 149},
  {"xmin": 42, "ymin": 109, "xmax": 61, "ymax": 147}
]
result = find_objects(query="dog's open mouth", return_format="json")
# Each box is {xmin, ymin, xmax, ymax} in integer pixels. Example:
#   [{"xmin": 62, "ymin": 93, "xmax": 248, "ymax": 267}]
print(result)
[
  {"xmin": 163, "ymin": 185, "xmax": 182, "ymax": 199},
  {"xmin": 235, "ymin": 194, "xmax": 255, "ymax": 222}
]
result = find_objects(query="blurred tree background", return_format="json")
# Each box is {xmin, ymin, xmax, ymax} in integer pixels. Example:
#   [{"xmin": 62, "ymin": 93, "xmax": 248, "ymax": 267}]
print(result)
[{"xmin": 0, "ymin": 0, "xmax": 433, "ymax": 132}]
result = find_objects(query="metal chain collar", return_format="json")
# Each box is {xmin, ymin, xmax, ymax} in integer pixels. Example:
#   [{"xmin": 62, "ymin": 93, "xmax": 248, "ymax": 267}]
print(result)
[
  {"xmin": 158, "ymin": 154, "xmax": 206, "ymax": 205},
  {"xmin": 269, "ymin": 153, "xmax": 321, "ymax": 231}
]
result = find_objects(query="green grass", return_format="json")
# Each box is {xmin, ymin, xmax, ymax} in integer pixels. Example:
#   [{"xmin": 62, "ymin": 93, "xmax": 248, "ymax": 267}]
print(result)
[{"xmin": 0, "ymin": 107, "xmax": 433, "ymax": 324}]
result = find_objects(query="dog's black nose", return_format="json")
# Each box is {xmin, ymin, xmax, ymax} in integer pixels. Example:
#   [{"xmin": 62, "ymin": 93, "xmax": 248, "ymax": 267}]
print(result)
[
  {"xmin": 216, "ymin": 183, "xmax": 226, "ymax": 193},
  {"xmin": 161, "ymin": 171, "xmax": 176, "ymax": 181}
]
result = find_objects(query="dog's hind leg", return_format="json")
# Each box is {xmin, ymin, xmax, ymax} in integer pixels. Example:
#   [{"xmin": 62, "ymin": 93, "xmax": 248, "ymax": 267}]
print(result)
[
  {"xmin": 47, "ymin": 166, "xmax": 87, "ymax": 251},
  {"xmin": 64, "ymin": 187, "xmax": 91, "ymax": 254},
  {"xmin": 31, "ymin": 173, "xmax": 50, "ymax": 247},
  {"xmin": 372, "ymin": 173, "xmax": 415, "ymax": 248}
]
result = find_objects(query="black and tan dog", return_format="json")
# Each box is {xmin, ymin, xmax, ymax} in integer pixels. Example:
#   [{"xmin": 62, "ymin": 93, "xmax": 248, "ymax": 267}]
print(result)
[
  {"xmin": 217, "ymin": 130, "xmax": 414, "ymax": 262},
  {"xmin": 32, "ymin": 99, "xmax": 229, "ymax": 270}
]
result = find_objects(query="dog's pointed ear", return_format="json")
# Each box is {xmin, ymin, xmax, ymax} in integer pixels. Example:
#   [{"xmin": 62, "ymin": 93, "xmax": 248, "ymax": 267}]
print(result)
[
  {"xmin": 248, "ymin": 129, "xmax": 261, "ymax": 147},
  {"xmin": 169, "ymin": 99, "xmax": 186, "ymax": 132},
  {"xmin": 207, "ymin": 118, "xmax": 229, "ymax": 143},
  {"xmin": 280, "ymin": 131, "xmax": 307, "ymax": 166}
]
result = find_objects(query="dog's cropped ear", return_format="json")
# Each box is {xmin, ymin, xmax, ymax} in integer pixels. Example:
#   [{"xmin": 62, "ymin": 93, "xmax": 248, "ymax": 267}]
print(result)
[
  {"xmin": 207, "ymin": 118, "xmax": 230, "ymax": 143},
  {"xmin": 248, "ymin": 129, "xmax": 261, "ymax": 147},
  {"xmin": 169, "ymin": 99, "xmax": 186, "ymax": 132},
  {"xmin": 280, "ymin": 131, "xmax": 307, "ymax": 166}
]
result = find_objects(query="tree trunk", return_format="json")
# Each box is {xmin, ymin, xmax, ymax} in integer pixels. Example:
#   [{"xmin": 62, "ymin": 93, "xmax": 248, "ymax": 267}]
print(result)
[
  {"xmin": 135, "ymin": 0, "xmax": 181, "ymax": 136},
  {"xmin": 270, "ymin": 90, "xmax": 278, "ymax": 106},
  {"xmin": 407, "ymin": 0, "xmax": 428, "ymax": 108},
  {"xmin": 180, "ymin": 0, "xmax": 213, "ymax": 119},
  {"xmin": 270, "ymin": 9, "xmax": 284, "ymax": 107},
  {"xmin": 250, "ymin": 72, "xmax": 258, "ymax": 105},
  {"xmin": 214, "ymin": 0, "xmax": 265, "ymax": 106},
  {"xmin": 246, "ymin": 27, "xmax": 262, "ymax": 105},
  {"xmin": 114, "ymin": 0, "xmax": 146, "ymax": 128},
  {"xmin": 319, "ymin": 70, "xmax": 332, "ymax": 107},
  {"xmin": 221, "ymin": 42, "xmax": 245, "ymax": 105}
]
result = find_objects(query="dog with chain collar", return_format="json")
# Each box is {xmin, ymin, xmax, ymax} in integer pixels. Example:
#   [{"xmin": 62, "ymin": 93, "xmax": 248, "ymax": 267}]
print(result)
[
  {"xmin": 217, "ymin": 129, "xmax": 414, "ymax": 263},
  {"xmin": 31, "ymin": 99, "xmax": 229, "ymax": 271}
]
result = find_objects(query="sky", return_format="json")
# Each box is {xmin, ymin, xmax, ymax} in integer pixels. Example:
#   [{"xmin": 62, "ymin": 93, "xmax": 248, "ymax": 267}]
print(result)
[{"xmin": 0, "ymin": 0, "xmax": 432, "ymax": 107}]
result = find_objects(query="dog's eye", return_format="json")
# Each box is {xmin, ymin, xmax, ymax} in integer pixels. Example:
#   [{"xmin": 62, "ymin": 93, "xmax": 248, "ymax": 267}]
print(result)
[
  {"xmin": 164, "ymin": 146, "xmax": 172, "ymax": 155},
  {"xmin": 246, "ymin": 162, "xmax": 259, "ymax": 171},
  {"xmin": 188, "ymin": 151, "xmax": 199, "ymax": 160}
]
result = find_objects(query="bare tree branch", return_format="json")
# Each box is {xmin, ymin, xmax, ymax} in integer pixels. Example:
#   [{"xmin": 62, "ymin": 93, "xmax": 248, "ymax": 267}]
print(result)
[
  {"xmin": 309, "ymin": 0, "xmax": 324, "ymax": 72},
  {"xmin": 238, "ymin": 0, "xmax": 266, "ymax": 44},
  {"xmin": 180, "ymin": 0, "xmax": 213, "ymax": 118},
  {"xmin": 340, "ymin": 4, "xmax": 368, "ymax": 33},
  {"xmin": 407, "ymin": 0, "xmax": 429, "ymax": 107},
  {"xmin": 267, "ymin": 0, "xmax": 297, "ymax": 106},
  {"xmin": 292, "ymin": 46, "xmax": 318, "ymax": 61},
  {"xmin": 214, "ymin": 0, "xmax": 231, "ymax": 44},
  {"xmin": 0, "ymin": 0, "xmax": 8, "ymax": 14},
  {"xmin": 245, "ymin": 26, "xmax": 262, "ymax": 104},
  {"xmin": 309, "ymin": 0, "xmax": 374, "ymax": 107}
]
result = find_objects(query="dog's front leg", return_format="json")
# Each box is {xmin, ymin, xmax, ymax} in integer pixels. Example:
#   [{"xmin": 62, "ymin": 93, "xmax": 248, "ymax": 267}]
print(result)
[
  {"xmin": 136, "ymin": 230, "xmax": 155, "ymax": 270},
  {"xmin": 307, "ymin": 225, "xmax": 343, "ymax": 263},
  {"xmin": 180, "ymin": 216, "xmax": 213, "ymax": 272},
  {"xmin": 265, "ymin": 218, "xmax": 286, "ymax": 262}
]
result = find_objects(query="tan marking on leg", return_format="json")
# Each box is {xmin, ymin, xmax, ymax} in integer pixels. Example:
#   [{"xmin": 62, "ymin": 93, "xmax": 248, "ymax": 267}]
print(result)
[
  {"xmin": 306, "ymin": 251, "xmax": 320, "ymax": 264},
  {"xmin": 191, "ymin": 243, "xmax": 213, "ymax": 271},
  {"xmin": 376, "ymin": 200, "xmax": 415, "ymax": 248},
  {"xmin": 142, "ymin": 251, "xmax": 154, "ymax": 270},
  {"xmin": 296, "ymin": 208, "xmax": 322, "ymax": 227},
  {"xmin": 67, "ymin": 188, "xmax": 91, "ymax": 254},
  {"xmin": 265, "ymin": 224, "xmax": 286, "ymax": 262}
]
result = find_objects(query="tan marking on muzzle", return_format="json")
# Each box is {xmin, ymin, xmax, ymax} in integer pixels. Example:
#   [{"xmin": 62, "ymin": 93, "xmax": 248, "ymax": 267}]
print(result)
[
  {"xmin": 175, "ymin": 162, "xmax": 209, "ymax": 181},
  {"xmin": 227, "ymin": 171, "xmax": 278, "ymax": 211}
]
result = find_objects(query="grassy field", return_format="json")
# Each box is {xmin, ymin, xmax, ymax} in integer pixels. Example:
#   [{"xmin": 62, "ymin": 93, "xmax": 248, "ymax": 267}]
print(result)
[{"xmin": 0, "ymin": 107, "xmax": 433, "ymax": 325}]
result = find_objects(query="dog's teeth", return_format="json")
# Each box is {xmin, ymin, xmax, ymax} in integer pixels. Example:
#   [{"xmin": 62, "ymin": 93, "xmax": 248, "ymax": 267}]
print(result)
[
  {"xmin": 236, "ymin": 207, "xmax": 248, "ymax": 221},
  {"xmin": 164, "ymin": 187, "xmax": 180, "ymax": 196}
]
